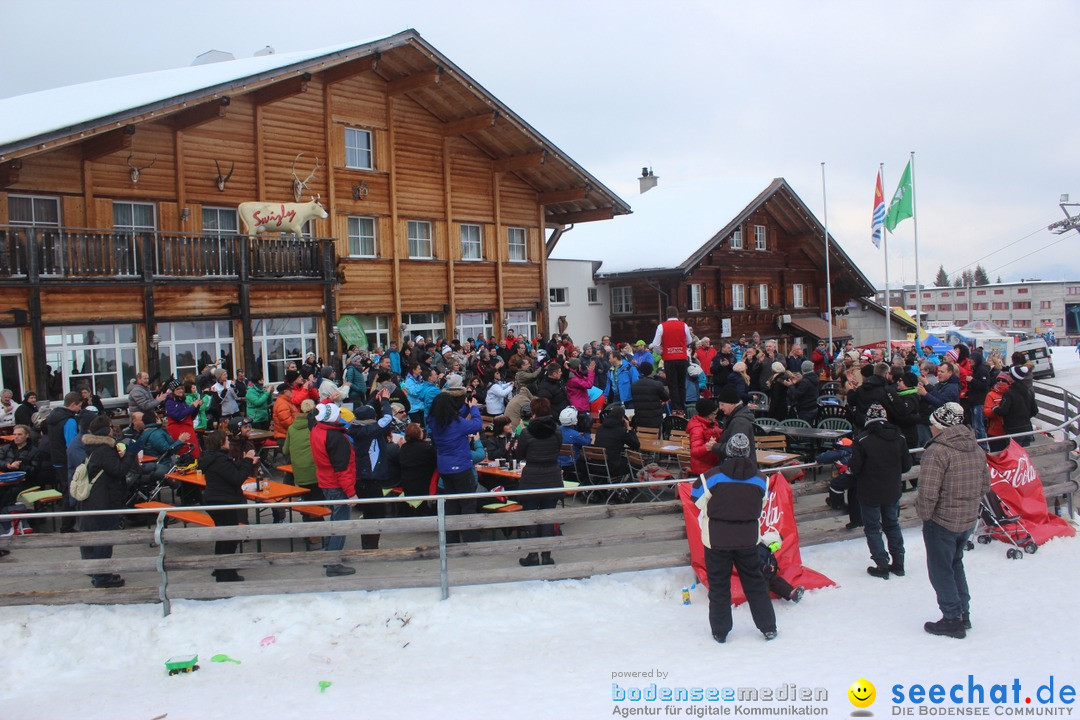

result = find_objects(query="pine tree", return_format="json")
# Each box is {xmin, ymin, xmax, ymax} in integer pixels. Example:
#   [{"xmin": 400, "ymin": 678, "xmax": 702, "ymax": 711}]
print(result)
[
  {"xmin": 962, "ymin": 269, "xmax": 975, "ymax": 287},
  {"xmin": 953, "ymin": 276, "xmax": 963, "ymax": 288},
  {"xmin": 974, "ymin": 265, "xmax": 990, "ymax": 286},
  {"xmin": 996, "ymin": 276, "xmax": 1002, "ymax": 283},
  {"xmin": 934, "ymin": 265, "xmax": 949, "ymax": 287}
]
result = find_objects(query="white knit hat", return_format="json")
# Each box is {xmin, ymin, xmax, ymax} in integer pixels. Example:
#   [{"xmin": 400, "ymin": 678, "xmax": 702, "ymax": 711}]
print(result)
[{"xmin": 315, "ymin": 403, "xmax": 340, "ymax": 424}]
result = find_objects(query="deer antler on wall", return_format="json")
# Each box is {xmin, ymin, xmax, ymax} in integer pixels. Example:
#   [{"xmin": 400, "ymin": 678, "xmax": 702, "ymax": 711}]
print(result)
[
  {"xmin": 127, "ymin": 153, "xmax": 157, "ymax": 185},
  {"xmin": 291, "ymin": 152, "xmax": 321, "ymax": 202},
  {"xmin": 214, "ymin": 159, "xmax": 235, "ymax": 192}
]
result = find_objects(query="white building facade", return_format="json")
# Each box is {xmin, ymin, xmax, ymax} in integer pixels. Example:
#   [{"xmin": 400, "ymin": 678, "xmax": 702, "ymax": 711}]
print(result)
[{"xmin": 546, "ymin": 258, "xmax": 611, "ymax": 344}]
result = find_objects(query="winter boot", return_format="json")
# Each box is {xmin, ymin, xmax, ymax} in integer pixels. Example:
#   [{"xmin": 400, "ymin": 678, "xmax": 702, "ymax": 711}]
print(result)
[
  {"xmin": 924, "ymin": 617, "xmax": 966, "ymax": 639},
  {"xmin": 325, "ymin": 564, "xmax": 356, "ymax": 577},
  {"xmin": 712, "ymin": 633, "xmax": 727, "ymax": 644},
  {"xmin": 889, "ymin": 555, "xmax": 905, "ymax": 577},
  {"xmin": 866, "ymin": 562, "xmax": 890, "ymax": 580},
  {"xmin": 961, "ymin": 612, "xmax": 972, "ymax": 630},
  {"xmin": 762, "ymin": 630, "xmax": 778, "ymax": 641},
  {"xmin": 519, "ymin": 553, "xmax": 541, "ymax": 567},
  {"xmin": 825, "ymin": 490, "xmax": 847, "ymax": 511},
  {"xmin": 540, "ymin": 551, "xmax": 554, "ymax": 566},
  {"xmin": 789, "ymin": 586, "xmax": 805, "ymax": 603}
]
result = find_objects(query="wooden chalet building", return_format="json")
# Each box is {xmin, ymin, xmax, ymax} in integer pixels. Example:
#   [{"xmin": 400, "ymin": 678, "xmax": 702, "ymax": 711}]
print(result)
[
  {"xmin": 599, "ymin": 179, "xmax": 874, "ymax": 348},
  {"xmin": 0, "ymin": 30, "xmax": 629, "ymax": 402}
]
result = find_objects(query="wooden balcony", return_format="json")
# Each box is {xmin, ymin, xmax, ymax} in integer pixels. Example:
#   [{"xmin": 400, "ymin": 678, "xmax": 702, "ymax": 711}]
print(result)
[{"xmin": 0, "ymin": 226, "xmax": 336, "ymax": 284}]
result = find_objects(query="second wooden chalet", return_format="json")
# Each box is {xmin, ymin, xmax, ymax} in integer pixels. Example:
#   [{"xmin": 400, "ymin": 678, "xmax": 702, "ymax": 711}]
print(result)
[
  {"xmin": 0, "ymin": 30, "xmax": 629, "ymax": 402},
  {"xmin": 596, "ymin": 178, "xmax": 874, "ymax": 348}
]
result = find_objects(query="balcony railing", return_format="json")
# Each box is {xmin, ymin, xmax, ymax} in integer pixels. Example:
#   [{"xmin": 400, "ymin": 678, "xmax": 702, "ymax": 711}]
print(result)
[{"xmin": 0, "ymin": 226, "xmax": 335, "ymax": 282}]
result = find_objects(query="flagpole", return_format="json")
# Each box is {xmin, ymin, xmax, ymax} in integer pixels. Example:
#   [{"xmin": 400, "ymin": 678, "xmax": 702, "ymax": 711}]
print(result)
[
  {"xmin": 881, "ymin": 162, "xmax": 892, "ymax": 356},
  {"xmin": 821, "ymin": 162, "xmax": 833, "ymax": 353},
  {"xmin": 910, "ymin": 150, "xmax": 921, "ymax": 353}
]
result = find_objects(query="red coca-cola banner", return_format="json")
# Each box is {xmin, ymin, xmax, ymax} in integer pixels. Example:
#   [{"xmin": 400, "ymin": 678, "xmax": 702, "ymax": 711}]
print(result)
[
  {"xmin": 679, "ymin": 472, "xmax": 835, "ymax": 605},
  {"xmin": 985, "ymin": 441, "xmax": 1074, "ymax": 545}
]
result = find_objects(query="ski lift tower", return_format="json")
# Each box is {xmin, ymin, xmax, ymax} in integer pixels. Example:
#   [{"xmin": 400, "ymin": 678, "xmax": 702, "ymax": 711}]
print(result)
[{"xmin": 1048, "ymin": 194, "xmax": 1080, "ymax": 235}]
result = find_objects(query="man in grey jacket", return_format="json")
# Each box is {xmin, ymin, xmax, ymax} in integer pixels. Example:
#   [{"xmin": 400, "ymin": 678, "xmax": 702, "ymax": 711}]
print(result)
[
  {"xmin": 915, "ymin": 402, "xmax": 990, "ymax": 639},
  {"xmin": 127, "ymin": 372, "xmax": 167, "ymax": 415}
]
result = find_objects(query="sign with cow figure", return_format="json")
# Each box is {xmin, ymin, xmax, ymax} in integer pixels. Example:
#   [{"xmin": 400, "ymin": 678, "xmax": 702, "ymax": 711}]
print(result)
[{"xmin": 237, "ymin": 196, "xmax": 328, "ymax": 237}]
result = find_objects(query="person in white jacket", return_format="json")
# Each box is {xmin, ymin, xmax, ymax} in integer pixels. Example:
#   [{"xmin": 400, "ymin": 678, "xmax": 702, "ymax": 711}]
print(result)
[{"xmin": 485, "ymin": 370, "xmax": 514, "ymax": 415}]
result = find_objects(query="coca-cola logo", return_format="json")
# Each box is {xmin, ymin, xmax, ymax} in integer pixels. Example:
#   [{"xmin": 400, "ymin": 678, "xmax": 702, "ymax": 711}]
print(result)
[
  {"xmin": 991, "ymin": 453, "xmax": 1039, "ymax": 489},
  {"xmin": 761, "ymin": 486, "xmax": 783, "ymax": 530}
]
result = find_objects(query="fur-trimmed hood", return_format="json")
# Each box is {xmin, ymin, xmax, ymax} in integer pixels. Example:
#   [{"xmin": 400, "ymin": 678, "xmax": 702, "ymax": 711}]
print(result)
[{"xmin": 82, "ymin": 434, "xmax": 116, "ymax": 447}]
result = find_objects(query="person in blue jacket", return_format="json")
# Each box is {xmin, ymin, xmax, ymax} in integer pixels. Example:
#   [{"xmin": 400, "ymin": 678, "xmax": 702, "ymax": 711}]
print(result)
[
  {"xmin": 428, "ymin": 390, "xmax": 484, "ymax": 542},
  {"xmin": 606, "ymin": 352, "xmax": 639, "ymax": 407},
  {"xmin": 387, "ymin": 341, "xmax": 402, "ymax": 376}
]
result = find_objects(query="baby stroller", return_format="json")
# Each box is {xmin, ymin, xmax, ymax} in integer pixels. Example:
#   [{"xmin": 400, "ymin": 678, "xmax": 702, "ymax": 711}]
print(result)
[
  {"xmin": 966, "ymin": 489, "xmax": 1037, "ymax": 560},
  {"xmin": 126, "ymin": 441, "xmax": 196, "ymax": 509}
]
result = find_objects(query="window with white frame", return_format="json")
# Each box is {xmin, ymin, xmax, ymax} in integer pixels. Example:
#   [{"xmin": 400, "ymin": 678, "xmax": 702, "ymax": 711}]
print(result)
[
  {"xmin": 687, "ymin": 284, "xmax": 702, "ymax": 312},
  {"xmin": 43, "ymin": 323, "xmax": 138, "ymax": 401},
  {"xmin": 587, "ymin": 287, "xmax": 599, "ymax": 304},
  {"xmin": 611, "ymin": 286, "xmax": 633, "ymax": 314},
  {"xmin": 113, "ymin": 201, "xmax": 156, "ymax": 234},
  {"xmin": 402, "ymin": 313, "xmax": 446, "ymax": 343},
  {"xmin": 549, "ymin": 287, "xmax": 569, "ymax": 305},
  {"xmin": 792, "ymin": 283, "xmax": 805, "ymax": 308},
  {"xmin": 345, "ymin": 128, "xmax": 373, "ymax": 170},
  {"xmin": 157, "ymin": 321, "xmax": 234, "ymax": 381},
  {"xmin": 251, "ymin": 317, "xmax": 318, "ymax": 385},
  {"xmin": 456, "ymin": 312, "xmax": 493, "ymax": 344},
  {"xmin": 354, "ymin": 314, "xmax": 390, "ymax": 351},
  {"xmin": 195, "ymin": 207, "xmax": 240, "ymax": 276},
  {"xmin": 407, "ymin": 220, "xmax": 433, "ymax": 259},
  {"xmin": 348, "ymin": 216, "xmax": 377, "ymax": 258},
  {"xmin": 202, "ymin": 207, "xmax": 238, "ymax": 237},
  {"xmin": 460, "ymin": 224, "xmax": 482, "ymax": 261},
  {"xmin": 754, "ymin": 225, "xmax": 766, "ymax": 250},
  {"xmin": 0, "ymin": 328, "xmax": 25, "ymax": 400},
  {"xmin": 758, "ymin": 283, "xmax": 769, "ymax": 309},
  {"xmin": 507, "ymin": 227, "xmax": 527, "ymax": 262},
  {"xmin": 732, "ymin": 284, "xmax": 745, "ymax": 310},
  {"xmin": 506, "ymin": 310, "xmax": 537, "ymax": 341},
  {"xmin": 730, "ymin": 227, "xmax": 743, "ymax": 250}
]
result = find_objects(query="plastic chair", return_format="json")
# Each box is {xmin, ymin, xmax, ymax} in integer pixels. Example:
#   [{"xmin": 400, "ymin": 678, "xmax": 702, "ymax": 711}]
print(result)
[
  {"xmin": 661, "ymin": 414, "xmax": 688, "ymax": 439},
  {"xmin": 819, "ymin": 381, "xmax": 841, "ymax": 397},
  {"xmin": 779, "ymin": 418, "xmax": 812, "ymax": 429},
  {"xmin": 753, "ymin": 418, "xmax": 780, "ymax": 436},
  {"xmin": 816, "ymin": 418, "xmax": 853, "ymax": 433}
]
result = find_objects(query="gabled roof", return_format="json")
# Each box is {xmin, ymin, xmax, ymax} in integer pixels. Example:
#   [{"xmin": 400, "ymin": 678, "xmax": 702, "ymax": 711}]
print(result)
[
  {"xmin": 0, "ymin": 29, "xmax": 629, "ymax": 225},
  {"xmin": 860, "ymin": 298, "xmax": 918, "ymax": 330}
]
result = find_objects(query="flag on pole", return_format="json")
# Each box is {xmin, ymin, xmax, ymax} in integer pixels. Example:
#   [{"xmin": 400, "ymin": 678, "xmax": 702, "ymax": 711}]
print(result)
[
  {"xmin": 885, "ymin": 160, "xmax": 913, "ymax": 232},
  {"xmin": 871, "ymin": 170, "xmax": 885, "ymax": 248}
]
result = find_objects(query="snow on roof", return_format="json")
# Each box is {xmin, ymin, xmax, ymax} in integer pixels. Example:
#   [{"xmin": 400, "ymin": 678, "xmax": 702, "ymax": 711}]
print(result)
[
  {"xmin": 552, "ymin": 176, "xmax": 747, "ymax": 275},
  {"xmin": 0, "ymin": 38, "xmax": 369, "ymax": 149}
]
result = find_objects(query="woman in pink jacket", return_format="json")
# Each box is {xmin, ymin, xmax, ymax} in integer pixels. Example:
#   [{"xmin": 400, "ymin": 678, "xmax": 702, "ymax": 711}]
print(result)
[{"xmin": 565, "ymin": 358, "xmax": 596, "ymax": 413}]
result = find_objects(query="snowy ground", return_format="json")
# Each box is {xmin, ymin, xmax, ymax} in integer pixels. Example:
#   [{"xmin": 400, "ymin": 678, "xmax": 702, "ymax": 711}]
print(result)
[{"xmin": 4, "ymin": 348, "xmax": 1079, "ymax": 720}]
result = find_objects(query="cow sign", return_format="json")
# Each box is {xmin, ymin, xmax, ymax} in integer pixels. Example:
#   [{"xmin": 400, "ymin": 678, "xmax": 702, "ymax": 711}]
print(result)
[{"xmin": 238, "ymin": 196, "xmax": 328, "ymax": 237}]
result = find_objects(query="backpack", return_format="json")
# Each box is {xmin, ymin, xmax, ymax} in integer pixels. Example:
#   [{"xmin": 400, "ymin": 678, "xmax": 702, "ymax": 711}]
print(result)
[{"xmin": 70, "ymin": 457, "xmax": 105, "ymax": 502}]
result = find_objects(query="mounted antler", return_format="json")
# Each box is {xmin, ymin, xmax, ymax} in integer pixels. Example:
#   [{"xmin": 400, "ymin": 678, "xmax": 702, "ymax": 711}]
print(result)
[
  {"xmin": 127, "ymin": 153, "xmax": 157, "ymax": 185},
  {"xmin": 214, "ymin": 159, "xmax": 235, "ymax": 192},
  {"xmin": 291, "ymin": 152, "xmax": 321, "ymax": 202}
]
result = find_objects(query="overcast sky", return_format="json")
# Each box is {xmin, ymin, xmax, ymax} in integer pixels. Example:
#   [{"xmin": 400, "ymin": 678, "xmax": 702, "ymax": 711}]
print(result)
[{"xmin": 2, "ymin": 0, "xmax": 1078, "ymax": 288}]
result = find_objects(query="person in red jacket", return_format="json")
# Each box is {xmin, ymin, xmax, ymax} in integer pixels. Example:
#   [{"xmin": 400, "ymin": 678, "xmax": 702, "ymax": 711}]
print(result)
[
  {"xmin": 687, "ymin": 398, "xmax": 724, "ymax": 475},
  {"xmin": 308, "ymin": 403, "xmax": 358, "ymax": 577},
  {"xmin": 811, "ymin": 339, "xmax": 832, "ymax": 376},
  {"xmin": 695, "ymin": 338, "xmax": 717, "ymax": 392},
  {"xmin": 650, "ymin": 305, "xmax": 692, "ymax": 415}
]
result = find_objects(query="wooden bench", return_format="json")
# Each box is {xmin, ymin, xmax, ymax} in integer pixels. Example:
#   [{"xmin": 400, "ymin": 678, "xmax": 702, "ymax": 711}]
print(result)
[
  {"xmin": 290, "ymin": 504, "xmax": 331, "ymax": 519},
  {"xmin": 135, "ymin": 501, "xmax": 216, "ymax": 528}
]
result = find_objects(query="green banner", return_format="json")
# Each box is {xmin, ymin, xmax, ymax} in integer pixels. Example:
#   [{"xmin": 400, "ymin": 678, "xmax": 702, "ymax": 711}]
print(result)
[{"xmin": 337, "ymin": 315, "xmax": 368, "ymax": 350}]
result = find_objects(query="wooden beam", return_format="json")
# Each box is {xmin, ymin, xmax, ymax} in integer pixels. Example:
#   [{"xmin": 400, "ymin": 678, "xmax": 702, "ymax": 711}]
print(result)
[
  {"xmin": 80, "ymin": 125, "xmax": 135, "ymax": 161},
  {"xmin": 0, "ymin": 160, "xmax": 22, "ymax": 188},
  {"xmin": 386, "ymin": 68, "xmax": 443, "ymax": 97},
  {"xmin": 252, "ymin": 73, "xmax": 311, "ymax": 106},
  {"xmin": 443, "ymin": 111, "xmax": 498, "ymax": 137},
  {"xmin": 321, "ymin": 55, "xmax": 378, "ymax": 85},
  {"xmin": 492, "ymin": 150, "xmax": 546, "ymax": 173},
  {"xmin": 537, "ymin": 186, "xmax": 588, "ymax": 205},
  {"xmin": 546, "ymin": 207, "xmax": 615, "ymax": 225},
  {"xmin": 171, "ymin": 97, "xmax": 230, "ymax": 131}
]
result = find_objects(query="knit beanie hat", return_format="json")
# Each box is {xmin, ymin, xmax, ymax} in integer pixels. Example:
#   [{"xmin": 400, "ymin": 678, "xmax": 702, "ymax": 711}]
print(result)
[
  {"xmin": 715, "ymin": 383, "xmax": 740, "ymax": 405},
  {"xmin": 771, "ymin": 361, "xmax": 786, "ymax": 374},
  {"xmin": 865, "ymin": 403, "xmax": 888, "ymax": 424},
  {"xmin": 568, "ymin": 358, "xmax": 581, "ymax": 370},
  {"xmin": 725, "ymin": 433, "xmax": 751, "ymax": 458},
  {"xmin": 930, "ymin": 402, "xmax": 964, "ymax": 429},
  {"xmin": 1010, "ymin": 365, "xmax": 1031, "ymax": 382},
  {"xmin": 315, "ymin": 403, "xmax": 340, "ymax": 424},
  {"xmin": 801, "ymin": 360, "xmax": 815, "ymax": 374}
]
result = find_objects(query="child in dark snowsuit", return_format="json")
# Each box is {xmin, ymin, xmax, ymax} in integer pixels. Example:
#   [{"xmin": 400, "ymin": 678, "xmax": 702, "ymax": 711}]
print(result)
[
  {"xmin": 818, "ymin": 436, "xmax": 861, "ymax": 528},
  {"xmin": 758, "ymin": 530, "xmax": 805, "ymax": 603}
]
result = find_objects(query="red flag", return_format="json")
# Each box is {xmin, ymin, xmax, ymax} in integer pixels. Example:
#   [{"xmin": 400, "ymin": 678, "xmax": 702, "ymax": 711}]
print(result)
[{"xmin": 871, "ymin": 170, "xmax": 886, "ymax": 249}]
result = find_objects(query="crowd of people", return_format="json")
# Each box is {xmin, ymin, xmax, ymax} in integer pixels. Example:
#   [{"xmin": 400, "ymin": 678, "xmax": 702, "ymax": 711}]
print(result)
[{"xmin": 0, "ymin": 315, "xmax": 1047, "ymax": 639}]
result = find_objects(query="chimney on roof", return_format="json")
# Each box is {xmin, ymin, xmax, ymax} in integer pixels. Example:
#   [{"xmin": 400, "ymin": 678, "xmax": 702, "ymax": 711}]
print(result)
[
  {"xmin": 191, "ymin": 50, "xmax": 236, "ymax": 66},
  {"xmin": 639, "ymin": 166, "xmax": 658, "ymax": 194},
  {"xmin": 254, "ymin": 45, "xmax": 275, "ymax": 57}
]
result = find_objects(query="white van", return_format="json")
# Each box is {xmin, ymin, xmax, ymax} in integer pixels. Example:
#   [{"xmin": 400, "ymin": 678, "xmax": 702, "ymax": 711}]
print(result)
[{"xmin": 1014, "ymin": 338, "xmax": 1054, "ymax": 379}]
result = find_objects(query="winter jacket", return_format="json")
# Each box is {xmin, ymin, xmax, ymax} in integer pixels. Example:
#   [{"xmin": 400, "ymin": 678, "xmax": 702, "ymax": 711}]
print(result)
[
  {"xmin": 0, "ymin": 440, "xmax": 41, "ymax": 477},
  {"xmin": 767, "ymin": 378, "xmax": 789, "ymax": 422},
  {"xmin": 516, "ymin": 415, "xmax": 564, "ymax": 490},
  {"xmin": 505, "ymin": 388, "xmax": 534, "ymax": 430},
  {"xmin": 687, "ymin": 414, "xmax": 723, "ymax": 475},
  {"xmin": 891, "ymin": 387, "xmax": 922, "ymax": 449},
  {"xmin": 533, "ymin": 375, "xmax": 571, "ymax": 417},
  {"xmin": 557, "ymin": 426, "xmax": 591, "ymax": 467},
  {"xmin": 848, "ymin": 420, "xmax": 912, "ymax": 506},
  {"xmin": 606, "ymin": 363, "xmax": 639, "ymax": 406},
  {"xmin": 592, "ymin": 413, "xmax": 641, "ymax": 478},
  {"xmin": 711, "ymin": 352, "xmax": 734, "ymax": 389},
  {"xmin": 485, "ymin": 381, "xmax": 514, "ymax": 415},
  {"xmin": 691, "ymin": 456, "xmax": 767, "ymax": 550},
  {"xmin": 955, "ymin": 358, "xmax": 972, "ymax": 399},
  {"xmin": 566, "ymin": 368, "xmax": 596, "ymax": 413},
  {"xmin": 272, "ymin": 394, "xmax": 298, "ymax": 440},
  {"xmin": 916, "ymin": 424, "xmax": 990, "ymax": 532},
  {"xmin": 983, "ymin": 382, "xmax": 1009, "ymax": 438},
  {"xmin": 78, "ymin": 434, "xmax": 138, "ymax": 529},
  {"xmin": 213, "ymin": 382, "xmax": 240, "ymax": 417},
  {"xmin": 630, "ymin": 376, "xmax": 669, "ymax": 429},
  {"xmin": 787, "ymin": 372, "xmax": 820, "ymax": 420},
  {"xmin": 696, "ymin": 347, "xmax": 717, "ymax": 378},
  {"xmin": 245, "ymin": 384, "xmax": 272, "ymax": 425},
  {"xmin": 310, "ymin": 420, "xmax": 357, "ymax": 497},
  {"xmin": 850, "ymin": 374, "xmax": 896, "ymax": 429},
  {"xmin": 993, "ymin": 381, "xmax": 1038, "ymax": 437},
  {"xmin": 967, "ymin": 354, "xmax": 992, "ymax": 406},
  {"xmin": 711, "ymin": 403, "xmax": 758, "ymax": 463},
  {"xmin": 414, "ymin": 381, "xmax": 442, "ymax": 420},
  {"xmin": 127, "ymin": 383, "xmax": 162, "ymax": 415},
  {"xmin": 43, "ymin": 406, "xmax": 78, "ymax": 468},
  {"xmin": 484, "ymin": 433, "xmax": 517, "ymax": 463},
  {"xmin": 282, "ymin": 413, "xmax": 317, "ymax": 487},
  {"xmin": 429, "ymin": 405, "xmax": 484, "ymax": 475},
  {"xmin": 924, "ymin": 374, "xmax": 961, "ymax": 409},
  {"xmin": 725, "ymin": 372, "xmax": 751, "ymax": 403},
  {"xmin": 348, "ymin": 399, "xmax": 394, "ymax": 486},
  {"xmin": 397, "ymin": 439, "xmax": 437, "ymax": 497},
  {"xmin": 199, "ymin": 448, "xmax": 254, "ymax": 506}
]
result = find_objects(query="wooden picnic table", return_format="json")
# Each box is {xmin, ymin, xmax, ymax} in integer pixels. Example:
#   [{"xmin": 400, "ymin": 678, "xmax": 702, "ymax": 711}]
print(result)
[
  {"xmin": 165, "ymin": 471, "xmax": 308, "ymax": 503},
  {"xmin": 247, "ymin": 429, "xmax": 276, "ymax": 442},
  {"xmin": 637, "ymin": 437, "xmax": 799, "ymax": 469}
]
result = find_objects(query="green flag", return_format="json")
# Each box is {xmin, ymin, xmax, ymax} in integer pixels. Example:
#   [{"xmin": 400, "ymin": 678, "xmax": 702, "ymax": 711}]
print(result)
[{"xmin": 885, "ymin": 160, "xmax": 913, "ymax": 232}]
